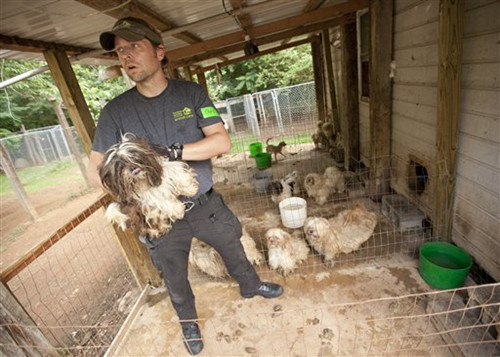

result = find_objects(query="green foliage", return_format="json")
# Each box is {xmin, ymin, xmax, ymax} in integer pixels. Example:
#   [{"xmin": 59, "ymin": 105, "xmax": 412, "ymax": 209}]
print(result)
[
  {"xmin": 0, "ymin": 45, "xmax": 312, "ymax": 131},
  {"xmin": 0, "ymin": 58, "xmax": 127, "ymax": 131},
  {"xmin": 207, "ymin": 44, "xmax": 314, "ymax": 101}
]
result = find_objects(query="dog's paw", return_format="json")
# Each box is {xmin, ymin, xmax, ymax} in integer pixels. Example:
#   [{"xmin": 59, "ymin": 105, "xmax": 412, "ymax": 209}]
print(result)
[{"xmin": 105, "ymin": 203, "xmax": 129, "ymax": 230}]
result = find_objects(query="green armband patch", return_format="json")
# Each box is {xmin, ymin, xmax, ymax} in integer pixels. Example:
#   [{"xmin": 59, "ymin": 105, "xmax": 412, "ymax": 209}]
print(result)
[{"xmin": 200, "ymin": 106, "xmax": 219, "ymax": 119}]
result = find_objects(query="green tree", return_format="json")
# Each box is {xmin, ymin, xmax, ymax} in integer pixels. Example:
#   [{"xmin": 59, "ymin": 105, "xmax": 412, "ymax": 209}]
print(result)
[
  {"xmin": 206, "ymin": 43, "xmax": 313, "ymax": 100},
  {"xmin": 0, "ymin": 59, "xmax": 127, "ymax": 132}
]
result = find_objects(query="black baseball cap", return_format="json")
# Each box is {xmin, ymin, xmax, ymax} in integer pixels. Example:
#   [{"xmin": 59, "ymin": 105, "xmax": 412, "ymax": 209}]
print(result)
[{"xmin": 100, "ymin": 17, "xmax": 163, "ymax": 51}]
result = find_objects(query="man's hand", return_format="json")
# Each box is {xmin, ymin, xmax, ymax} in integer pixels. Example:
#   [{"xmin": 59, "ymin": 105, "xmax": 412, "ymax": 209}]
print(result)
[{"xmin": 152, "ymin": 143, "xmax": 183, "ymax": 161}]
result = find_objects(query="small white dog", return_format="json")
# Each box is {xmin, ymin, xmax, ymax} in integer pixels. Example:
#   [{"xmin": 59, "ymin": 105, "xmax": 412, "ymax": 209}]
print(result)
[
  {"xmin": 99, "ymin": 133, "xmax": 199, "ymax": 238},
  {"xmin": 303, "ymin": 203, "xmax": 377, "ymax": 266},
  {"xmin": 269, "ymin": 171, "xmax": 300, "ymax": 204},
  {"xmin": 265, "ymin": 228, "xmax": 309, "ymax": 276},
  {"xmin": 189, "ymin": 230, "xmax": 264, "ymax": 278},
  {"xmin": 304, "ymin": 166, "xmax": 345, "ymax": 205}
]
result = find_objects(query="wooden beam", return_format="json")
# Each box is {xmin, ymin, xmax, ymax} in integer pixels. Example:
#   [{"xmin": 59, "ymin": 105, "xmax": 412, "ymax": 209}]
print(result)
[
  {"xmin": 197, "ymin": 72, "xmax": 208, "ymax": 94},
  {"xmin": 311, "ymin": 36, "xmax": 327, "ymax": 125},
  {"xmin": 0, "ymin": 195, "xmax": 111, "ymax": 283},
  {"xmin": 368, "ymin": 0, "xmax": 393, "ymax": 199},
  {"xmin": 303, "ymin": 0, "xmax": 327, "ymax": 12},
  {"xmin": 167, "ymin": 0, "xmax": 368, "ymax": 62},
  {"xmin": 0, "ymin": 34, "xmax": 114, "ymax": 59},
  {"xmin": 112, "ymin": 229, "xmax": 163, "ymax": 289},
  {"xmin": 340, "ymin": 22, "xmax": 360, "ymax": 170},
  {"xmin": 0, "ymin": 142, "xmax": 37, "ymax": 220},
  {"xmin": 195, "ymin": 38, "xmax": 312, "ymax": 73},
  {"xmin": 172, "ymin": 15, "xmax": 355, "ymax": 69},
  {"xmin": 75, "ymin": 0, "xmax": 202, "ymax": 44},
  {"xmin": 43, "ymin": 46, "xmax": 95, "ymax": 155},
  {"xmin": 229, "ymin": 0, "xmax": 253, "ymax": 30},
  {"xmin": 434, "ymin": 0, "xmax": 464, "ymax": 241},
  {"xmin": 322, "ymin": 29, "xmax": 340, "ymax": 132},
  {"xmin": 1, "ymin": 283, "xmax": 58, "ymax": 356},
  {"xmin": 49, "ymin": 99, "xmax": 91, "ymax": 188}
]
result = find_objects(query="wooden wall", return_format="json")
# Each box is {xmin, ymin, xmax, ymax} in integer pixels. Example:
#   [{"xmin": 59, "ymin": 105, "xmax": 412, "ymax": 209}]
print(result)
[
  {"xmin": 452, "ymin": 0, "xmax": 499, "ymax": 281},
  {"xmin": 389, "ymin": 0, "xmax": 499, "ymax": 280},
  {"xmin": 391, "ymin": 0, "xmax": 440, "ymax": 216}
]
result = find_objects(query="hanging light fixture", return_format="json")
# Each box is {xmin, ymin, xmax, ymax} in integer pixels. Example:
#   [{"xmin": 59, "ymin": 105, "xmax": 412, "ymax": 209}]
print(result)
[{"xmin": 244, "ymin": 34, "xmax": 259, "ymax": 56}]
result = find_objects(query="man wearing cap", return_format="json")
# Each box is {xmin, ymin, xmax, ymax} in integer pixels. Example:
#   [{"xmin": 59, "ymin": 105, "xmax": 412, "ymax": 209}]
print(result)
[{"xmin": 87, "ymin": 17, "xmax": 283, "ymax": 355}]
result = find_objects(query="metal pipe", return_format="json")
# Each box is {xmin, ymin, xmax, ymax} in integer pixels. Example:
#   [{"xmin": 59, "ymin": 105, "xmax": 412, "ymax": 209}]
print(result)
[{"xmin": 0, "ymin": 48, "xmax": 114, "ymax": 89}]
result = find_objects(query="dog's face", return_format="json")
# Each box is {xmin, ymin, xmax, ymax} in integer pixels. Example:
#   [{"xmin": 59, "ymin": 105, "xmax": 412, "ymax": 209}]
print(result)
[
  {"xmin": 268, "ymin": 181, "xmax": 283, "ymax": 195},
  {"xmin": 303, "ymin": 217, "xmax": 330, "ymax": 245},
  {"xmin": 282, "ymin": 170, "xmax": 297, "ymax": 185},
  {"xmin": 304, "ymin": 173, "xmax": 320, "ymax": 190},
  {"xmin": 99, "ymin": 134, "xmax": 163, "ymax": 202},
  {"xmin": 265, "ymin": 228, "xmax": 290, "ymax": 249}
]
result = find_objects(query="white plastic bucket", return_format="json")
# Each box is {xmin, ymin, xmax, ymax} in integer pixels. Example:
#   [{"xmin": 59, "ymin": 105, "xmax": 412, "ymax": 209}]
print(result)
[{"xmin": 279, "ymin": 197, "xmax": 307, "ymax": 229}]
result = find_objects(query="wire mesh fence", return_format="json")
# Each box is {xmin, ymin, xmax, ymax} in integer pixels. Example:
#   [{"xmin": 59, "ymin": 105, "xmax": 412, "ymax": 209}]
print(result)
[
  {"xmin": 1, "ymin": 125, "xmax": 84, "ymax": 169},
  {"xmin": 1, "ymin": 81, "xmax": 498, "ymax": 355},
  {"xmin": 2, "ymin": 196, "xmax": 140, "ymax": 356},
  {"xmin": 109, "ymin": 262, "xmax": 500, "ymax": 356}
]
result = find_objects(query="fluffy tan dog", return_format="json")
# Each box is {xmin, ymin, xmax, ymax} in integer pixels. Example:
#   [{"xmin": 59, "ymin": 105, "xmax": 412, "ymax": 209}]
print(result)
[
  {"xmin": 100, "ymin": 133, "xmax": 198, "ymax": 238},
  {"xmin": 188, "ymin": 230, "xmax": 264, "ymax": 278},
  {"xmin": 303, "ymin": 203, "xmax": 377, "ymax": 265},
  {"xmin": 265, "ymin": 228, "xmax": 309, "ymax": 276},
  {"xmin": 304, "ymin": 166, "xmax": 345, "ymax": 205}
]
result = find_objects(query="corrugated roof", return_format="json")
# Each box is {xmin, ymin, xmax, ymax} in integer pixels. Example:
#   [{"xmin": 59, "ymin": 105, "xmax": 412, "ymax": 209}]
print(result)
[{"xmin": 0, "ymin": 0, "xmax": 367, "ymax": 68}]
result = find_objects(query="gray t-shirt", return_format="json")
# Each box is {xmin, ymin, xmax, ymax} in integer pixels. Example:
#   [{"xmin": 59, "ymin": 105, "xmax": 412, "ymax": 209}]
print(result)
[{"xmin": 92, "ymin": 79, "xmax": 223, "ymax": 198}]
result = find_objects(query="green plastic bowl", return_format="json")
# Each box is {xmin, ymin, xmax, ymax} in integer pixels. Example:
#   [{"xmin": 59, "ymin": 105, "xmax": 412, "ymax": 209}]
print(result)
[
  {"xmin": 249, "ymin": 142, "xmax": 263, "ymax": 157},
  {"xmin": 419, "ymin": 242, "xmax": 472, "ymax": 290},
  {"xmin": 255, "ymin": 152, "xmax": 272, "ymax": 170}
]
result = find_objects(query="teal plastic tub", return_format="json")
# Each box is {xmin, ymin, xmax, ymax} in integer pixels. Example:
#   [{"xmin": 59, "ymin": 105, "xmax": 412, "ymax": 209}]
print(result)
[{"xmin": 419, "ymin": 242, "xmax": 472, "ymax": 290}]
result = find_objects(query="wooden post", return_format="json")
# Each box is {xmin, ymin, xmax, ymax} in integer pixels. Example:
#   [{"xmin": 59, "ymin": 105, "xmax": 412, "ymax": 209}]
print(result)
[
  {"xmin": 0, "ymin": 142, "xmax": 38, "ymax": 220},
  {"xmin": 196, "ymin": 71, "xmax": 208, "ymax": 94},
  {"xmin": 112, "ymin": 230, "xmax": 163, "ymax": 289},
  {"xmin": 49, "ymin": 99, "xmax": 91, "ymax": 188},
  {"xmin": 43, "ymin": 46, "xmax": 95, "ymax": 156},
  {"xmin": 340, "ymin": 22, "xmax": 360, "ymax": 170},
  {"xmin": 434, "ymin": 0, "xmax": 464, "ymax": 241},
  {"xmin": 322, "ymin": 29, "xmax": 340, "ymax": 133},
  {"xmin": 368, "ymin": 0, "xmax": 393, "ymax": 199},
  {"xmin": 0, "ymin": 282, "xmax": 59, "ymax": 356},
  {"xmin": 311, "ymin": 36, "xmax": 327, "ymax": 125}
]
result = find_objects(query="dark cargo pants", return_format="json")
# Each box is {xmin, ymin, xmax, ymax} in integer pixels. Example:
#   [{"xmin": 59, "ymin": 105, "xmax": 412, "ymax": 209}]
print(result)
[{"xmin": 142, "ymin": 189, "xmax": 261, "ymax": 323}]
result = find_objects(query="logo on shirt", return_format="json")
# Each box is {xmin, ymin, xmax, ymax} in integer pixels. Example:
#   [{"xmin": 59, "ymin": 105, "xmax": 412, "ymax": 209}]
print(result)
[{"xmin": 173, "ymin": 107, "xmax": 194, "ymax": 121}]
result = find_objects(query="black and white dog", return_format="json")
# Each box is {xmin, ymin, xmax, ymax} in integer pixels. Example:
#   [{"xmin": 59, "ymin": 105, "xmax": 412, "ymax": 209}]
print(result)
[{"xmin": 268, "ymin": 170, "xmax": 300, "ymax": 204}]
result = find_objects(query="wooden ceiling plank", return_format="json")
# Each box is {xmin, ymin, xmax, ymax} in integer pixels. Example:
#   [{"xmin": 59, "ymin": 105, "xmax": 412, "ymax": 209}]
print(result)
[
  {"xmin": 167, "ymin": 0, "xmax": 368, "ymax": 61},
  {"xmin": 0, "ymin": 34, "xmax": 114, "ymax": 60},
  {"xmin": 170, "ymin": 15, "xmax": 354, "ymax": 68}
]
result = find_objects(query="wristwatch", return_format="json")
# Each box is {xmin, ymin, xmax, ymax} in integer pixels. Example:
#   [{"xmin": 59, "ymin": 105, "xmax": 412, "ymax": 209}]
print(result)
[{"xmin": 172, "ymin": 143, "xmax": 184, "ymax": 160}]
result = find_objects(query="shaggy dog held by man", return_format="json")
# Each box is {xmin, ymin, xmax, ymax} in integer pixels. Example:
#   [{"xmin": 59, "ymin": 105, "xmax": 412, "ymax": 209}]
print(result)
[{"xmin": 99, "ymin": 133, "xmax": 199, "ymax": 238}]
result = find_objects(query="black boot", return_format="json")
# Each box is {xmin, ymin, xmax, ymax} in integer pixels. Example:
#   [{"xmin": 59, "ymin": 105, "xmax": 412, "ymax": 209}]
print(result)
[
  {"xmin": 182, "ymin": 322, "xmax": 203, "ymax": 355},
  {"xmin": 241, "ymin": 282, "xmax": 283, "ymax": 299}
]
